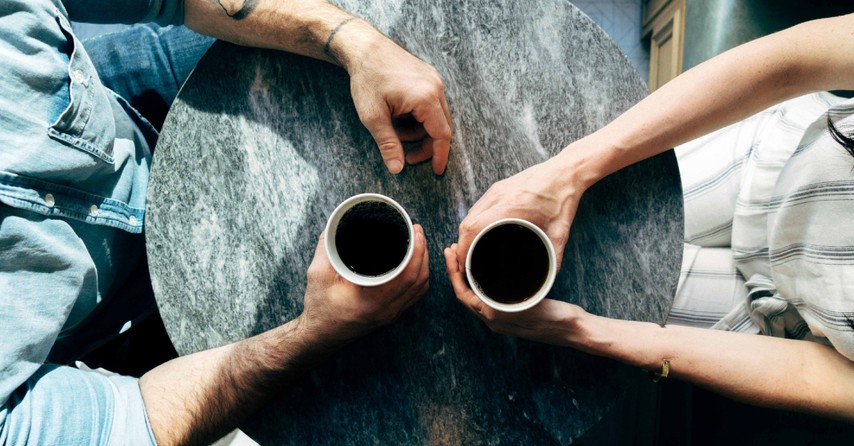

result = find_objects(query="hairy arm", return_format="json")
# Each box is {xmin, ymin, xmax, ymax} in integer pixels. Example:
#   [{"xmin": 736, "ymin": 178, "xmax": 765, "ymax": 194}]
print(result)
[
  {"xmin": 183, "ymin": 0, "xmax": 371, "ymax": 66},
  {"xmin": 182, "ymin": 0, "xmax": 453, "ymax": 175},
  {"xmin": 139, "ymin": 318, "xmax": 326, "ymax": 445},
  {"xmin": 141, "ymin": 227, "xmax": 429, "ymax": 446}
]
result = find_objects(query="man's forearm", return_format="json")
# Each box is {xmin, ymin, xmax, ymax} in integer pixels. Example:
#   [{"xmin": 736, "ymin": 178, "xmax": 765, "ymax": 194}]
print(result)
[
  {"xmin": 570, "ymin": 312, "xmax": 854, "ymax": 422},
  {"xmin": 183, "ymin": 0, "xmax": 388, "ymax": 70},
  {"xmin": 139, "ymin": 316, "xmax": 340, "ymax": 446}
]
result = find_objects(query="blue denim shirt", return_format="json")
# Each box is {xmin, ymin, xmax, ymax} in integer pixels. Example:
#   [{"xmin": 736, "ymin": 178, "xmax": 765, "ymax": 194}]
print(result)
[{"xmin": 1, "ymin": 0, "xmax": 185, "ymax": 444}]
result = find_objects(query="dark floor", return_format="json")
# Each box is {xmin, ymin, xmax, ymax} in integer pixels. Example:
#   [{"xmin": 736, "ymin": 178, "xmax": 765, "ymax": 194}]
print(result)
[
  {"xmin": 577, "ymin": 375, "xmax": 854, "ymax": 446},
  {"xmin": 660, "ymin": 382, "xmax": 854, "ymax": 446},
  {"xmin": 92, "ymin": 317, "xmax": 854, "ymax": 445}
]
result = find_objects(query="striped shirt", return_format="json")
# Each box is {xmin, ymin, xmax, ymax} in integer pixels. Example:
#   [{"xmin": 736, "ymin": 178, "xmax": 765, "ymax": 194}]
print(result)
[{"xmin": 670, "ymin": 92, "xmax": 854, "ymax": 361}]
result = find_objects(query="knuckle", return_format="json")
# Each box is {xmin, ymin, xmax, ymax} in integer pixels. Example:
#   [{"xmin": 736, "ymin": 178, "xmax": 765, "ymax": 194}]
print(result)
[
  {"xmin": 434, "ymin": 122, "xmax": 452, "ymax": 139},
  {"xmin": 306, "ymin": 263, "xmax": 322, "ymax": 280},
  {"xmin": 433, "ymin": 75, "xmax": 445, "ymax": 91},
  {"xmin": 459, "ymin": 218, "xmax": 475, "ymax": 234},
  {"xmin": 415, "ymin": 81, "xmax": 441, "ymax": 101},
  {"xmin": 413, "ymin": 89, "xmax": 434, "ymax": 105},
  {"xmin": 424, "ymin": 69, "xmax": 444, "ymax": 88},
  {"xmin": 377, "ymin": 140, "xmax": 400, "ymax": 155},
  {"xmin": 426, "ymin": 81, "xmax": 443, "ymax": 98},
  {"xmin": 360, "ymin": 111, "xmax": 386, "ymax": 128}
]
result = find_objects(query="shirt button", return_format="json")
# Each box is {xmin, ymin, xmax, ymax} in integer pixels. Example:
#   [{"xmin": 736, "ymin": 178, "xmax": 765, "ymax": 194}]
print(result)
[
  {"xmin": 44, "ymin": 193, "xmax": 55, "ymax": 207},
  {"xmin": 89, "ymin": 204, "xmax": 99, "ymax": 216},
  {"xmin": 129, "ymin": 215, "xmax": 138, "ymax": 226},
  {"xmin": 73, "ymin": 69, "xmax": 85, "ymax": 84}
]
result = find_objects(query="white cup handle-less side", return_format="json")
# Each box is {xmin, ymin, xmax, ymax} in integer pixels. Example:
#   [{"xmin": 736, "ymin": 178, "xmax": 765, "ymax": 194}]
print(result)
[
  {"xmin": 324, "ymin": 193, "xmax": 415, "ymax": 287},
  {"xmin": 464, "ymin": 218, "xmax": 557, "ymax": 312}
]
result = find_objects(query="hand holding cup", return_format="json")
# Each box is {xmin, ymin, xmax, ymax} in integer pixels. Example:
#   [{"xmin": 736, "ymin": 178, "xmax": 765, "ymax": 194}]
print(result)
[
  {"xmin": 300, "ymin": 194, "xmax": 428, "ymax": 345},
  {"xmin": 464, "ymin": 218, "xmax": 556, "ymax": 312}
]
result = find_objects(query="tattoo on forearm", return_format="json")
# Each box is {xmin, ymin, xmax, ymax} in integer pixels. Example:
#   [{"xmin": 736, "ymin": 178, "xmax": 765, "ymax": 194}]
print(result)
[
  {"xmin": 217, "ymin": 0, "xmax": 259, "ymax": 20},
  {"xmin": 323, "ymin": 18, "xmax": 358, "ymax": 59}
]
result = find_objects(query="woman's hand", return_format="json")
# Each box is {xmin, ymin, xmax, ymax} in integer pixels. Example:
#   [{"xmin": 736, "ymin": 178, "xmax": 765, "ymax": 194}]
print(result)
[
  {"xmin": 454, "ymin": 151, "xmax": 588, "ymax": 273},
  {"xmin": 444, "ymin": 243, "xmax": 584, "ymax": 346}
]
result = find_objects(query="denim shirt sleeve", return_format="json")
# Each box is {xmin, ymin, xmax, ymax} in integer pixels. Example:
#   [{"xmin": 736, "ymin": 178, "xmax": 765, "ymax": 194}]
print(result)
[
  {"xmin": 0, "ymin": 206, "xmax": 156, "ymax": 445},
  {"xmin": 62, "ymin": 0, "xmax": 185, "ymax": 26},
  {"xmin": 0, "ymin": 366, "xmax": 156, "ymax": 446}
]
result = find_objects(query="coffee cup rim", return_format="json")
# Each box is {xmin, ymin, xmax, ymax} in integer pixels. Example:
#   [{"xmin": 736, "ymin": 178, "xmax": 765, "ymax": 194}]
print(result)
[
  {"xmin": 464, "ymin": 218, "xmax": 556, "ymax": 312},
  {"xmin": 324, "ymin": 193, "xmax": 415, "ymax": 287}
]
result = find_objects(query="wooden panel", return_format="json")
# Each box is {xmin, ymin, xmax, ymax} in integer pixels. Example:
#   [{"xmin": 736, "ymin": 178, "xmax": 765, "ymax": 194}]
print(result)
[
  {"xmin": 642, "ymin": 0, "xmax": 671, "ymax": 30},
  {"xmin": 646, "ymin": 0, "xmax": 684, "ymax": 90},
  {"xmin": 655, "ymin": 31, "xmax": 674, "ymax": 85}
]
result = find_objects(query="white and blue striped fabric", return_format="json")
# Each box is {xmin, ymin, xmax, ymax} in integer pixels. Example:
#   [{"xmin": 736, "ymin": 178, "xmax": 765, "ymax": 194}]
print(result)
[{"xmin": 668, "ymin": 92, "xmax": 854, "ymax": 361}]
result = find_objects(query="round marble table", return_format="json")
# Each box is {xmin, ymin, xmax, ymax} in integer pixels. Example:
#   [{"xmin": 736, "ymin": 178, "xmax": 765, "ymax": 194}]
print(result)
[{"xmin": 147, "ymin": 0, "xmax": 683, "ymax": 443}]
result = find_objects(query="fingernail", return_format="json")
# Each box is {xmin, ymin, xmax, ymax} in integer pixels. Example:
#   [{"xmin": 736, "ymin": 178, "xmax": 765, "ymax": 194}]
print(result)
[{"xmin": 386, "ymin": 159, "xmax": 403, "ymax": 173}]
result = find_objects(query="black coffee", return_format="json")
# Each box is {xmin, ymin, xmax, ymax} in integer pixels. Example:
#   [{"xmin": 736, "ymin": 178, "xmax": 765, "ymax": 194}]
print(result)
[
  {"xmin": 470, "ymin": 224, "xmax": 549, "ymax": 304},
  {"xmin": 335, "ymin": 201, "xmax": 410, "ymax": 276}
]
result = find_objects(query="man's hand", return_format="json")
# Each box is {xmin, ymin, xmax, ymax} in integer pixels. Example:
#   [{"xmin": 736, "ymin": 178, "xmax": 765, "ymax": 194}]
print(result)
[
  {"xmin": 342, "ymin": 29, "xmax": 453, "ymax": 175},
  {"xmin": 443, "ymin": 244, "xmax": 583, "ymax": 346},
  {"xmin": 185, "ymin": 1, "xmax": 453, "ymax": 175},
  {"xmin": 300, "ymin": 224, "xmax": 430, "ymax": 345},
  {"xmin": 141, "ymin": 225, "xmax": 429, "ymax": 446}
]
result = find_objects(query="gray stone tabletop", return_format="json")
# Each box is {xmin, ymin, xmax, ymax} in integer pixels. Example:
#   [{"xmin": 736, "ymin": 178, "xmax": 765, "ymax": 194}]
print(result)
[{"xmin": 146, "ymin": 0, "xmax": 683, "ymax": 444}]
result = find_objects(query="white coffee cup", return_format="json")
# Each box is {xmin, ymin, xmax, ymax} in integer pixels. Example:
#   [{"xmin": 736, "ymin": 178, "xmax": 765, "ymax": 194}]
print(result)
[
  {"xmin": 324, "ymin": 193, "xmax": 415, "ymax": 287},
  {"xmin": 465, "ymin": 218, "xmax": 557, "ymax": 312}
]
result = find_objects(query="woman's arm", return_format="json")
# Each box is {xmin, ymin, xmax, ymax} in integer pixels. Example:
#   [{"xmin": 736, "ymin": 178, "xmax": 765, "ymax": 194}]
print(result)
[
  {"xmin": 444, "ymin": 247, "xmax": 854, "ymax": 422},
  {"xmin": 455, "ymin": 13, "xmax": 854, "ymax": 262},
  {"xmin": 560, "ymin": 12, "xmax": 854, "ymax": 191},
  {"xmin": 577, "ymin": 312, "xmax": 854, "ymax": 422}
]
